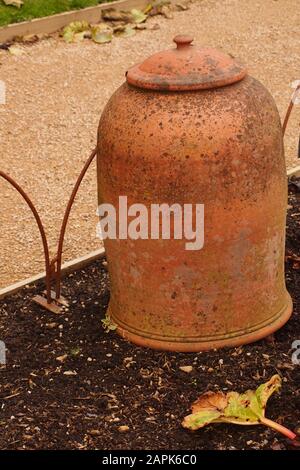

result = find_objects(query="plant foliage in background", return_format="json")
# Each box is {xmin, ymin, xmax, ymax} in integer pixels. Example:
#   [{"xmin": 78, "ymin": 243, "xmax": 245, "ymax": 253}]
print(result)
[
  {"xmin": 0, "ymin": 1, "xmax": 114, "ymax": 27},
  {"xmin": 3, "ymin": 2, "xmax": 189, "ymax": 55},
  {"xmin": 62, "ymin": 20, "xmax": 90, "ymax": 43},
  {"xmin": 182, "ymin": 375, "xmax": 297, "ymax": 440},
  {"xmin": 101, "ymin": 313, "xmax": 117, "ymax": 333},
  {"xmin": 61, "ymin": 2, "xmax": 187, "ymax": 44}
]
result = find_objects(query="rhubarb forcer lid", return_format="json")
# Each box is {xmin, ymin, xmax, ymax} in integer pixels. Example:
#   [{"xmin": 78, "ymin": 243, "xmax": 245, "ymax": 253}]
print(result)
[{"xmin": 126, "ymin": 35, "xmax": 247, "ymax": 91}]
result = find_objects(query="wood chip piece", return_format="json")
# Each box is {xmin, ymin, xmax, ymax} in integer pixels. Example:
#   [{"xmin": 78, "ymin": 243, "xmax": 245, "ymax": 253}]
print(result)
[{"xmin": 179, "ymin": 365, "xmax": 193, "ymax": 373}]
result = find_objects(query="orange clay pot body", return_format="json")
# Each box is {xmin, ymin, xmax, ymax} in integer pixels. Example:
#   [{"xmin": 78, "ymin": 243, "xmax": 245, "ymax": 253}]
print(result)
[{"xmin": 97, "ymin": 37, "xmax": 292, "ymax": 351}]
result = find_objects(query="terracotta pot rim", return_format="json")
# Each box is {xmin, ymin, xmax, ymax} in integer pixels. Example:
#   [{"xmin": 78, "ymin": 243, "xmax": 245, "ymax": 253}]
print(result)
[
  {"xmin": 126, "ymin": 67, "xmax": 247, "ymax": 92},
  {"xmin": 109, "ymin": 294, "xmax": 292, "ymax": 352}
]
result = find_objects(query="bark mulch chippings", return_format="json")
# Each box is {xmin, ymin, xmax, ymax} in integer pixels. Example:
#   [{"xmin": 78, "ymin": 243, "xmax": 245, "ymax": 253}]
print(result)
[{"xmin": 0, "ymin": 184, "xmax": 300, "ymax": 450}]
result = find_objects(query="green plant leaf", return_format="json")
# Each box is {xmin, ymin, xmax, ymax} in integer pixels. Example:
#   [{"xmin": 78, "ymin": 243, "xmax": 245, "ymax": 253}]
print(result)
[
  {"xmin": 91, "ymin": 23, "xmax": 113, "ymax": 44},
  {"xmin": 63, "ymin": 21, "xmax": 90, "ymax": 43},
  {"xmin": 148, "ymin": 0, "xmax": 171, "ymax": 16},
  {"xmin": 62, "ymin": 29, "xmax": 74, "ymax": 44},
  {"xmin": 143, "ymin": 4, "xmax": 153, "ymax": 14},
  {"xmin": 223, "ymin": 391, "xmax": 259, "ymax": 423},
  {"xmin": 130, "ymin": 9, "xmax": 147, "ymax": 23},
  {"xmin": 183, "ymin": 410, "xmax": 222, "ymax": 430},
  {"xmin": 101, "ymin": 313, "xmax": 117, "ymax": 333},
  {"xmin": 114, "ymin": 25, "xmax": 136, "ymax": 38},
  {"xmin": 182, "ymin": 375, "xmax": 296, "ymax": 439},
  {"xmin": 255, "ymin": 373, "xmax": 281, "ymax": 409}
]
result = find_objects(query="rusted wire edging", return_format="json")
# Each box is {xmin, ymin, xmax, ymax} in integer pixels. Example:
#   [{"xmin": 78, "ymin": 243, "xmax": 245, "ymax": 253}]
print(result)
[
  {"xmin": 55, "ymin": 146, "xmax": 97, "ymax": 299},
  {"xmin": 283, "ymin": 83, "xmax": 300, "ymax": 137},
  {"xmin": 0, "ymin": 170, "xmax": 52, "ymax": 303},
  {"xmin": 0, "ymin": 146, "xmax": 97, "ymax": 308}
]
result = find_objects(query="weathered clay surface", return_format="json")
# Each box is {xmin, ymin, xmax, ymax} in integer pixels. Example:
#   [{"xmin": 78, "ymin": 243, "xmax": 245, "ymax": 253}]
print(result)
[
  {"xmin": 97, "ymin": 70, "xmax": 292, "ymax": 351},
  {"xmin": 127, "ymin": 36, "xmax": 247, "ymax": 90}
]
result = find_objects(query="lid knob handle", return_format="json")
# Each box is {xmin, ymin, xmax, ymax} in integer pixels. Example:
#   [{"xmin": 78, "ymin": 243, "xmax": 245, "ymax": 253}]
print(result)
[{"xmin": 173, "ymin": 35, "xmax": 193, "ymax": 48}]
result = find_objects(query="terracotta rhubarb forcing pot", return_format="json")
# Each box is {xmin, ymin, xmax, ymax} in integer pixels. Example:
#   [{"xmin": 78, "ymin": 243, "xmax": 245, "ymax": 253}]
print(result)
[{"xmin": 97, "ymin": 35, "xmax": 292, "ymax": 351}]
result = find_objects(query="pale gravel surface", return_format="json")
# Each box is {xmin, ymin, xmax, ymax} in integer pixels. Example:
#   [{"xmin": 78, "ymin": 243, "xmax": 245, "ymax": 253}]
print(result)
[{"xmin": 0, "ymin": 0, "xmax": 299, "ymax": 288}]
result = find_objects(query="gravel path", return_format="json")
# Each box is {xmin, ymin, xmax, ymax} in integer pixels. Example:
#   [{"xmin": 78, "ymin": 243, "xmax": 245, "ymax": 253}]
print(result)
[{"xmin": 0, "ymin": 0, "xmax": 299, "ymax": 288}]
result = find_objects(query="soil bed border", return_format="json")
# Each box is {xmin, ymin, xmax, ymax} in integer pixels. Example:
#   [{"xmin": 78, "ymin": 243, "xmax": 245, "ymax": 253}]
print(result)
[{"xmin": 0, "ymin": 0, "xmax": 184, "ymax": 43}]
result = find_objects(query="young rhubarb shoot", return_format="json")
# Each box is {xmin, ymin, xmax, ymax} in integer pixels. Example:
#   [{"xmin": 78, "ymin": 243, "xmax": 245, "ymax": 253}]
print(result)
[
  {"xmin": 101, "ymin": 313, "xmax": 117, "ymax": 333},
  {"xmin": 182, "ymin": 374, "xmax": 296, "ymax": 440}
]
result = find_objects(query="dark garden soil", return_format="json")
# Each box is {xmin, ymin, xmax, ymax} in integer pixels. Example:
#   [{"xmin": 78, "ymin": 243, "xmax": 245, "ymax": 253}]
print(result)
[{"xmin": 0, "ymin": 184, "xmax": 300, "ymax": 451}]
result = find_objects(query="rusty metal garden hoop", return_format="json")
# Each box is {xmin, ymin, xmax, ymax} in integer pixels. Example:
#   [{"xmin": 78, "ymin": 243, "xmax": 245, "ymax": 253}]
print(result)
[
  {"xmin": 0, "ymin": 170, "xmax": 52, "ymax": 303},
  {"xmin": 55, "ymin": 147, "xmax": 97, "ymax": 300},
  {"xmin": 283, "ymin": 83, "xmax": 300, "ymax": 137},
  {"xmin": 0, "ymin": 146, "xmax": 97, "ymax": 310}
]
